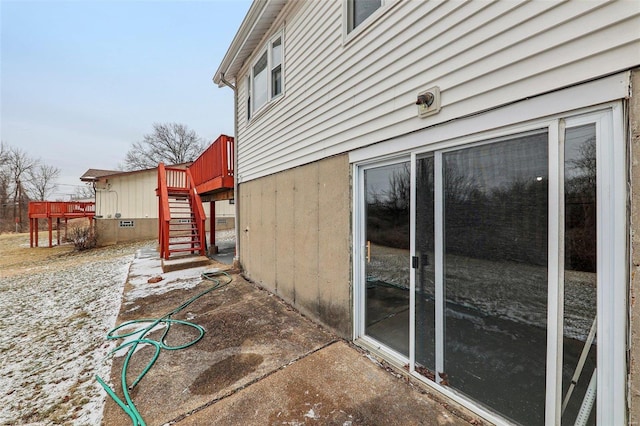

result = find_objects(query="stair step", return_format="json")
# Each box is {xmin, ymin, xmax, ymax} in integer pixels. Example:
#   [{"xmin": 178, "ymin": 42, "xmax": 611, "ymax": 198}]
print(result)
[{"xmin": 168, "ymin": 247, "xmax": 203, "ymax": 254}]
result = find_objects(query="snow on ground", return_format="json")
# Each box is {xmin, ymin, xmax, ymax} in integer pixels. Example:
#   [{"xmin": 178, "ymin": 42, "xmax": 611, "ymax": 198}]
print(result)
[
  {"xmin": 0, "ymin": 241, "xmax": 149, "ymax": 425},
  {"xmin": 0, "ymin": 230, "xmax": 235, "ymax": 425},
  {"xmin": 0, "ymin": 238, "xmax": 159, "ymax": 425},
  {"xmin": 123, "ymin": 247, "xmax": 214, "ymax": 302}
]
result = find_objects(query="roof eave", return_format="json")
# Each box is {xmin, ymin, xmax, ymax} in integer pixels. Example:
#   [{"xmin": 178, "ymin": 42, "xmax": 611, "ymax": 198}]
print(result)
[{"xmin": 213, "ymin": 0, "xmax": 286, "ymax": 87}]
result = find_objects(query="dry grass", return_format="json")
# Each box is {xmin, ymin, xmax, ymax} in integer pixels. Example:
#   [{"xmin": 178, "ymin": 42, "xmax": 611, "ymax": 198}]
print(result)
[{"xmin": 0, "ymin": 232, "xmax": 76, "ymax": 278}]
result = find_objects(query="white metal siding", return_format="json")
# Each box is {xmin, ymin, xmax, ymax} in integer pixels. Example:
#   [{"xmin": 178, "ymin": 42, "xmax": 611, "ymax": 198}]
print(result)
[
  {"xmin": 95, "ymin": 170, "xmax": 157, "ymax": 219},
  {"xmin": 236, "ymin": 0, "xmax": 640, "ymax": 183}
]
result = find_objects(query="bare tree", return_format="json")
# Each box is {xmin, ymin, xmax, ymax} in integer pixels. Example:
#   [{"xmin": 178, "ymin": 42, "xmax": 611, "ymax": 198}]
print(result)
[
  {"xmin": 0, "ymin": 143, "xmax": 9, "ymax": 225},
  {"xmin": 1, "ymin": 146, "xmax": 39, "ymax": 230},
  {"xmin": 123, "ymin": 122, "xmax": 205, "ymax": 170},
  {"xmin": 0, "ymin": 142, "xmax": 7, "ymax": 168},
  {"xmin": 27, "ymin": 164, "xmax": 61, "ymax": 201},
  {"xmin": 73, "ymin": 183, "xmax": 96, "ymax": 200}
]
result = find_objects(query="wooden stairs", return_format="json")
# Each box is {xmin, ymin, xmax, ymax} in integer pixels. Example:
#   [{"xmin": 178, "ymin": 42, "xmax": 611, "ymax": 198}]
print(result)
[
  {"xmin": 158, "ymin": 164, "xmax": 207, "ymax": 260},
  {"xmin": 166, "ymin": 190, "xmax": 205, "ymax": 256},
  {"xmin": 157, "ymin": 135, "xmax": 235, "ymax": 262}
]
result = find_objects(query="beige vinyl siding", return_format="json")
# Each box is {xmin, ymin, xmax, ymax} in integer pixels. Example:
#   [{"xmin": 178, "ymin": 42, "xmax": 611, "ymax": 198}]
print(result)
[
  {"xmin": 236, "ymin": 0, "xmax": 640, "ymax": 183},
  {"xmin": 95, "ymin": 170, "xmax": 157, "ymax": 219}
]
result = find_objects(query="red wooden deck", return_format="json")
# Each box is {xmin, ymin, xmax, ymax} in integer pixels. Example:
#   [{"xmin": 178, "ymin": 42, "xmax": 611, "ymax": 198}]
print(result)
[
  {"xmin": 157, "ymin": 135, "xmax": 234, "ymax": 259},
  {"xmin": 28, "ymin": 201, "xmax": 95, "ymax": 247}
]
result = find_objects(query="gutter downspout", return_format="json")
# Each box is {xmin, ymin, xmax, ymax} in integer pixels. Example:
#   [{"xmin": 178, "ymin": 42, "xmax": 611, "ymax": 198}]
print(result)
[{"xmin": 219, "ymin": 73, "xmax": 240, "ymax": 267}]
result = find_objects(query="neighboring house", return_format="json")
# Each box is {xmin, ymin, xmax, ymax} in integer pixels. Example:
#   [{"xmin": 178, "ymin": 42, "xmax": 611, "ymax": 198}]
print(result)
[
  {"xmin": 214, "ymin": 1, "xmax": 640, "ymax": 424},
  {"xmin": 80, "ymin": 166, "xmax": 234, "ymax": 245}
]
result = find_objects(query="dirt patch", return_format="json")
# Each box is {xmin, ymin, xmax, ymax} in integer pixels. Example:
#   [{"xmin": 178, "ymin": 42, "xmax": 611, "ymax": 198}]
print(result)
[{"xmin": 190, "ymin": 353, "xmax": 263, "ymax": 395}]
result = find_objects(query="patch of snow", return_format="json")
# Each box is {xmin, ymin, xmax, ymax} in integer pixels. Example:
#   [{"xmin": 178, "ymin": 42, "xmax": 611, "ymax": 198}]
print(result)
[
  {"xmin": 124, "ymin": 253, "xmax": 215, "ymax": 301},
  {"xmin": 0, "ymin": 242, "xmax": 141, "ymax": 424}
]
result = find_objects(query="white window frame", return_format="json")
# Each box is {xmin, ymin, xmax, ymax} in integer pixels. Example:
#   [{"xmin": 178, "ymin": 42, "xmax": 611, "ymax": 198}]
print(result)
[
  {"xmin": 343, "ymin": 0, "xmax": 396, "ymax": 43},
  {"xmin": 352, "ymin": 102, "xmax": 627, "ymax": 425},
  {"xmin": 247, "ymin": 31, "xmax": 284, "ymax": 121}
]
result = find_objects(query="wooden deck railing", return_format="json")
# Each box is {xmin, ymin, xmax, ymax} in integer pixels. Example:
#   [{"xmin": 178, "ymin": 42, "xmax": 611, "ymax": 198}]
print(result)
[
  {"xmin": 28, "ymin": 201, "xmax": 95, "ymax": 218},
  {"xmin": 189, "ymin": 134, "xmax": 234, "ymax": 194}
]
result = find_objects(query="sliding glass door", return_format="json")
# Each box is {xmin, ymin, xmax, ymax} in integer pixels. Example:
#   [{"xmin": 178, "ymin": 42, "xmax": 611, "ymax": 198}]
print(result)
[
  {"xmin": 356, "ymin": 107, "xmax": 625, "ymax": 425},
  {"xmin": 363, "ymin": 162, "xmax": 410, "ymax": 356}
]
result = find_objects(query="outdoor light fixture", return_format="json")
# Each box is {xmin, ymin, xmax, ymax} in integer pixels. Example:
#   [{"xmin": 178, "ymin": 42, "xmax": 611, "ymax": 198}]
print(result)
[
  {"xmin": 416, "ymin": 86, "xmax": 441, "ymax": 118},
  {"xmin": 416, "ymin": 92, "xmax": 434, "ymax": 107}
]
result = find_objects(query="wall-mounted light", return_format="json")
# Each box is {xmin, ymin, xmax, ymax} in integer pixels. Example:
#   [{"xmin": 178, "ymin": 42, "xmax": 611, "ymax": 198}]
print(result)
[
  {"xmin": 416, "ymin": 92, "xmax": 434, "ymax": 107},
  {"xmin": 416, "ymin": 86, "xmax": 441, "ymax": 118}
]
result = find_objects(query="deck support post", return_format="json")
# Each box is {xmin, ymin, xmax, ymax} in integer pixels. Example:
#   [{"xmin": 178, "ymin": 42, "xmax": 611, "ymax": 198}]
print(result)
[
  {"xmin": 30, "ymin": 218, "xmax": 35, "ymax": 248},
  {"xmin": 209, "ymin": 201, "xmax": 218, "ymax": 255},
  {"xmin": 48, "ymin": 217, "xmax": 53, "ymax": 248}
]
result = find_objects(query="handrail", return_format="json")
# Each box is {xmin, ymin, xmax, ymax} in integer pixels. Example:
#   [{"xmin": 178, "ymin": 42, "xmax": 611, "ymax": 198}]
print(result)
[
  {"xmin": 157, "ymin": 163, "xmax": 172, "ymax": 259},
  {"xmin": 186, "ymin": 168, "xmax": 206, "ymax": 256}
]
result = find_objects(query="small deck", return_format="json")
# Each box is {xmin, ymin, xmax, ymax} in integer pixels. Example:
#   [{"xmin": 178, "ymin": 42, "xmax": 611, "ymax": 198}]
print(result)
[
  {"xmin": 157, "ymin": 135, "xmax": 235, "ymax": 260},
  {"xmin": 28, "ymin": 201, "xmax": 96, "ymax": 247}
]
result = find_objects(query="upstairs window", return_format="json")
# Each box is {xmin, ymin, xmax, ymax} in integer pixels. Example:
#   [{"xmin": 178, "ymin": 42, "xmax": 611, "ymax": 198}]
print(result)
[
  {"xmin": 247, "ymin": 32, "xmax": 284, "ymax": 120},
  {"xmin": 347, "ymin": 0, "xmax": 381, "ymax": 33}
]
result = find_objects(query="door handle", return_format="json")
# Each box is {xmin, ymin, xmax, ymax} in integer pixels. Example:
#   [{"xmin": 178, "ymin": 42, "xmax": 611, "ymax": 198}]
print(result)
[{"xmin": 366, "ymin": 240, "xmax": 371, "ymax": 263}]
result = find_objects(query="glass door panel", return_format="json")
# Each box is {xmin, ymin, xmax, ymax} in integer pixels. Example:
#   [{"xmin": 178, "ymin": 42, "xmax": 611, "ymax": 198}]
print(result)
[
  {"xmin": 364, "ymin": 162, "xmax": 410, "ymax": 356},
  {"xmin": 442, "ymin": 133, "xmax": 549, "ymax": 425},
  {"xmin": 415, "ymin": 156, "xmax": 436, "ymax": 374},
  {"xmin": 561, "ymin": 124, "xmax": 597, "ymax": 425}
]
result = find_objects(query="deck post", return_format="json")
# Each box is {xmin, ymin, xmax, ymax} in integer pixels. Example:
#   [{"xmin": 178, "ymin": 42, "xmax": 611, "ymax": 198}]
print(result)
[
  {"xmin": 56, "ymin": 218, "xmax": 61, "ymax": 245},
  {"xmin": 209, "ymin": 201, "xmax": 218, "ymax": 254},
  {"xmin": 30, "ymin": 218, "xmax": 34, "ymax": 248},
  {"xmin": 48, "ymin": 217, "xmax": 53, "ymax": 248}
]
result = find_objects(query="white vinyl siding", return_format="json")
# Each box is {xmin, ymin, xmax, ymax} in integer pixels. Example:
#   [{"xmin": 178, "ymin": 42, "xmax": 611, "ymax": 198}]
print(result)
[{"xmin": 234, "ymin": 0, "xmax": 639, "ymax": 184}]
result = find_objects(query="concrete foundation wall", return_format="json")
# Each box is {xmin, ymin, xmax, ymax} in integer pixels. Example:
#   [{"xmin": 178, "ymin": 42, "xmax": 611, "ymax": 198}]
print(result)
[
  {"xmin": 239, "ymin": 154, "xmax": 352, "ymax": 338},
  {"xmin": 96, "ymin": 215, "xmax": 234, "ymax": 246},
  {"xmin": 95, "ymin": 218, "xmax": 157, "ymax": 246},
  {"xmin": 205, "ymin": 217, "xmax": 235, "ymax": 232},
  {"xmin": 629, "ymin": 68, "xmax": 640, "ymax": 424}
]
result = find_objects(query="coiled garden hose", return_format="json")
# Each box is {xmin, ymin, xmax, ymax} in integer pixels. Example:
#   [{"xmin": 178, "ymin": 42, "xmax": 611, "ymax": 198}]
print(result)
[{"xmin": 96, "ymin": 270, "xmax": 233, "ymax": 426}]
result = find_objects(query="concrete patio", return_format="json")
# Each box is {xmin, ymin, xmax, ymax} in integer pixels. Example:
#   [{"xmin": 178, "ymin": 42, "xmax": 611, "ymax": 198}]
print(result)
[{"xmin": 100, "ymin": 248, "xmax": 482, "ymax": 426}]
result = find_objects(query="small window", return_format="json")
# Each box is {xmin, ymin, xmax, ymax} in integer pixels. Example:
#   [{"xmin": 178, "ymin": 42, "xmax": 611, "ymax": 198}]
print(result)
[
  {"xmin": 271, "ymin": 37, "xmax": 282, "ymax": 97},
  {"xmin": 347, "ymin": 0, "xmax": 381, "ymax": 33},
  {"xmin": 247, "ymin": 31, "xmax": 284, "ymax": 120},
  {"xmin": 246, "ymin": 76, "xmax": 252, "ymax": 121},
  {"xmin": 252, "ymin": 51, "xmax": 268, "ymax": 111},
  {"xmin": 119, "ymin": 220, "xmax": 134, "ymax": 228}
]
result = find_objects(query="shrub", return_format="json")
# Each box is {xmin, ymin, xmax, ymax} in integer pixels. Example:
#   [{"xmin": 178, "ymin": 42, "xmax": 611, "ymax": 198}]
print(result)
[{"xmin": 68, "ymin": 225, "xmax": 97, "ymax": 251}]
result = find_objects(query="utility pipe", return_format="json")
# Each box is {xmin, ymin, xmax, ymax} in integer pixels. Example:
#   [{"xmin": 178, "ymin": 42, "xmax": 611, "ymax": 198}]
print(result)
[{"xmin": 219, "ymin": 73, "xmax": 240, "ymax": 266}]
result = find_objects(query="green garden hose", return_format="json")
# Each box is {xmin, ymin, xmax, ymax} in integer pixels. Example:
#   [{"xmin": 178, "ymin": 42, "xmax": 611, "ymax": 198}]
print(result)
[{"xmin": 96, "ymin": 270, "xmax": 232, "ymax": 426}]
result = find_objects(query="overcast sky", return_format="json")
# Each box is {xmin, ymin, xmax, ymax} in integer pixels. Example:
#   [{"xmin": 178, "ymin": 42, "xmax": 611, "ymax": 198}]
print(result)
[{"xmin": 1, "ymin": 0, "xmax": 251, "ymax": 199}]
